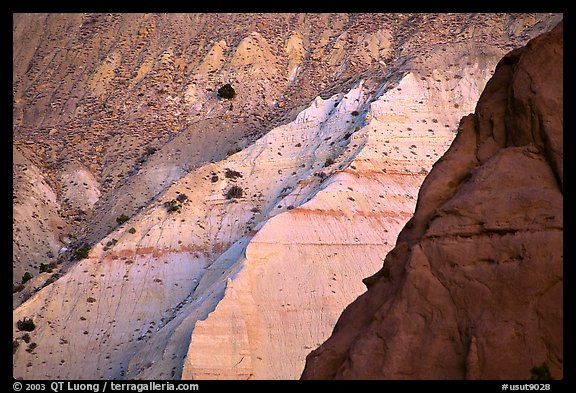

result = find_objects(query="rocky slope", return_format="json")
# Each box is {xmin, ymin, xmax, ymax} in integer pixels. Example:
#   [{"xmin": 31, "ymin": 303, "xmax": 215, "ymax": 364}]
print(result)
[
  {"xmin": 301, "ymin": 20, "xmax": 563, "ymax": 380},
  {"xmin": 13, "ymin": 13, "xmax": 562, "ymax": 380}
]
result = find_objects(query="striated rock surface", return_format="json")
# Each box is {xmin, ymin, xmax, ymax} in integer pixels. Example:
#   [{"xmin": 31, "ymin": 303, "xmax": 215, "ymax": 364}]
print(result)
[
  {"xmin": 13, "ymin": 13, "xmax": 562, "ymax": 380},
  {"xmin": 301, "ymin": 21, "xmax": 563, "ymax": 380},
  {"xmin": 181, "ymin": 50, "xmax": 494, "ymax": 379}
]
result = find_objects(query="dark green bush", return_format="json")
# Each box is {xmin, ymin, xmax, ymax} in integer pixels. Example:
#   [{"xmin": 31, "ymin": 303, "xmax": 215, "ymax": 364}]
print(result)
[
  {"xmin": 224, "ymin": 169, "xmax": 242, "ymax": 179},
  {"xmin": 324, "ymin": 158, "xmax": 335, "ymax": 167},
  {"xmin": 163, "ymin": 200, "xmax": 181, "ymax": 213},
  {"xmin": 128, "ymin": 227, "xmax": 136, "ymax": 234},
  {"xmin": 74, "ymin": 244, "xmax": 91, "ymax": 260},
  {"xmin": 21, "ymin": 272, "xmax": 33, "ymax": 284},
  {"xmin": 225, "ymin": 185, "xmax": 244, "ymax": 199},
  {"xmin": 26, "ymin": 342, "xmax": 38, "ymax": 353},
  {"xmin": 218, "ymin": 83, "xmax": 236, "ymax": 99},
  {"xmin": 16, "ymin": 317, "xmax": 36, "ymax": 332},
  {"xmin": 116, "ymin": 214, "xmax": 129, "ymax": 225},
  {"xmin": 176, "ymin": 193, "xmax": 188, "ymax": 203},
  {"xmin": 104, "ymin": 239, "xmax": 118, "ymax": 251}
]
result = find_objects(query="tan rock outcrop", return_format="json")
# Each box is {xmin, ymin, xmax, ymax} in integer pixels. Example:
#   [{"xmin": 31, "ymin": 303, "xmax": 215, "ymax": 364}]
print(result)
[{"xmin": 301, "ymin": 20, "xmax": 563, "ymax": 380}]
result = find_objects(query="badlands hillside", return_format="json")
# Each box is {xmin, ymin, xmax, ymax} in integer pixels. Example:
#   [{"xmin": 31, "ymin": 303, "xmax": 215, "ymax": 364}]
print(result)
[{"xmin": 13, "ymin": 13, "xmax": 562, "ymax": 379}]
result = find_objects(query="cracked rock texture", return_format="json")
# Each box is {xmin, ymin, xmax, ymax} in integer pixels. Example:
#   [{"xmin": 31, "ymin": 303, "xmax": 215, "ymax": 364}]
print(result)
[{"xmin": 301, "ymin": 21, "xmax": 563, "ymax": 380}]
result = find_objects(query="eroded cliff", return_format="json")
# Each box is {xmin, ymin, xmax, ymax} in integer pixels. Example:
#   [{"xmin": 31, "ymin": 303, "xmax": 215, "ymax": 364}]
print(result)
[
  {"xmin": 301, "ymin": 20, "xmax": 563, "ymax": 381},
  {"xmin": 13, "ymin": 13, "xmax": 562, "ymax": 380}
]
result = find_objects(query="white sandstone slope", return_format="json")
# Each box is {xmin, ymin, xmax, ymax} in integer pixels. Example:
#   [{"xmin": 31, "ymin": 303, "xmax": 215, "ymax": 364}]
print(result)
[
  {"xmin": 13, "ymin": 80, "xmax": 368, "ymax": 379},
  {"xmin": 13, "ymin": 45, "xmax": 499, "ymax": 380},
  {"xmin": 181, "ymin": 47, "xmax": 497, "ymax": 379}
]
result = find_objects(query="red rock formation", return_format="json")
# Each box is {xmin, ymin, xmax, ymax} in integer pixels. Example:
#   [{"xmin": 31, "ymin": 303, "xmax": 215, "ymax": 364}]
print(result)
[{"xmin": 301, "ymin": 20, "xmax": 563, "ymax": 380}]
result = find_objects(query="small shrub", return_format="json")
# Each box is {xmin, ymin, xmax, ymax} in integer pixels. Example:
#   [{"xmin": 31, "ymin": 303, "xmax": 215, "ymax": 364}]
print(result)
[
  {"xmin": 530, "ymin": 362, "xmax": 554, "ymax": 380},
  {"xmin": 145, "ymin": 147, "xmax": 157, "ymax": 156},
  {"xmin": 86, "ymin": 297, "xmax": 97, "ymax": 303},
  {"xmin": 13, "ymin": 283, "xmax": 25, "ymax": 293},
  {"xmin": 128, "ymin": 227, "xmax": 136, "ymax": 234},
  {"xmin": 116, "ymin": 214, "xmax": 129, "ymax": 225},
  {"xmin": 163, "ymin": 200, "xmax": 180, "ymax": 213},
  {"xmin": 217, "ymin": 83, "xmax": 236, "ymax": 99},
  {"xmin": 26, "ymin": 342, "xmax": 37, "ymax": 353},
  {"xmin": 225, "ymin": 185, "xmax": 244, "ymax": 199},
  {"xmin": 351, "ymin": 110, "xmax": 359, "ymax": 116},
  {"xmin": 39, "ymin": 263, "xmax": 49, "ymax": 273},
  {"xmin": 21, "ymin": 272, "xmax": 33, "ymax": 284},
  {"xmin": 211, "ymin": 174, "xmax": 219, "ymax": 182},
  {"xmin": 105, "ymin": 239, "xmax": 117, "ymax": 248},
  {"xmin": 224, "ymin": 169, "xmax": 242, "ymax": 179},
  {"xmin": 324, "ymin": 158, "xmax": 335, "ymax": 167},
  {"xmin": 22, "ymin": 333, "xmax": 31, "ymax": 343},
  {"xmin": 16, "ymin": 318, "xmax": 36, "ymax": 332},
  {"xmin": 176, "ymin": 193, "xmax": 188, "ymax": 203},
  {"xmin": 74, "ymin": 244, "xmax": 91, "ymax": 260}
]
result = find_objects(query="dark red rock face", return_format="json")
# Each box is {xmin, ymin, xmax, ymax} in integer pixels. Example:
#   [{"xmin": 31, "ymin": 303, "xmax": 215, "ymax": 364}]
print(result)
[{"xmin": 301, "ymin": 21, "xmax": 563, "ymax": 380}]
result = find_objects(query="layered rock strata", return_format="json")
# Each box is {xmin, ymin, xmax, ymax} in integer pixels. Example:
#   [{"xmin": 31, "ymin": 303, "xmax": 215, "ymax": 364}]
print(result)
[
  {"xmin": 301, "ymin": 21, "xmax": 563, "ymax": 380},
  {"xmin": 13, "ymin": 13, "xmax": 563, "ymax": 380},
  {"xmin": 181, "ymin": 49, "xmax": 496, "ymax": 379}
]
